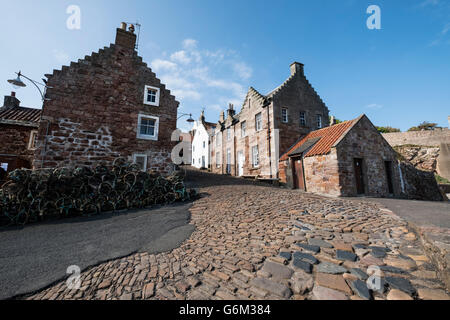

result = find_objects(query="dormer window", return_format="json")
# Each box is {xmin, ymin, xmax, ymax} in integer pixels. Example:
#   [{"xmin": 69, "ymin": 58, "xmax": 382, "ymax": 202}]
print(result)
[{"xmin": 144, "ymin": 85, "xmax": 160, "ymax": 106}]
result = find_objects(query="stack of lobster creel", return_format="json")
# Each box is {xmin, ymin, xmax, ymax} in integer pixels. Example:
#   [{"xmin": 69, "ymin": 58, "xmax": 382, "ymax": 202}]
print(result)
[{"xmin": 0, "ymin": 158, "xmax": 197, "ymax": 226}]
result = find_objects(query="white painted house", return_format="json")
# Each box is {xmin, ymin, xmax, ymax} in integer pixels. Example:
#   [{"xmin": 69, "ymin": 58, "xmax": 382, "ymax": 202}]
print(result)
[{"xmin": 191, "ymin": 111, "xmax": 216, "ymax": 169}]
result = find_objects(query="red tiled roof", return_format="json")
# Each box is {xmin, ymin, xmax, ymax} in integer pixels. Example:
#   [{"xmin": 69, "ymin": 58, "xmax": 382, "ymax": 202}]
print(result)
[
  {"xmin": 280, "ymin": 118, "xmax": 358, "ymax": 161},
  {"xmin": 0, "ymin": 106, "xmax": 42, "ymax": 124}
]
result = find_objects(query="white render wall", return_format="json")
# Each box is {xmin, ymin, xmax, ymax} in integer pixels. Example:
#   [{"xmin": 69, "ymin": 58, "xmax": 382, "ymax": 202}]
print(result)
[{"xmin": 191, "ymin": 121, "xmax": 211, "ymax": 169}]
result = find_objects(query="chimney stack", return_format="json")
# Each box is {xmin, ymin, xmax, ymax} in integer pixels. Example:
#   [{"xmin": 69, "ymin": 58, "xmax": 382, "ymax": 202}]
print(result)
[
  {"xmin": 3, "ymin": 92, "xmax": 20, "ymax": 109},
  {"xmin": 290, "ymin": 62, "xmax": 304, "ymax": 76},
  {"xmin": 115, "ymin": 22, "xmax": 137, "ymax": 50},
  {"xmin": 219, "ymin": 110, "xmax": 225, "ymax": 123},
  {"xmin": 227, "ymin": 103, "xmax": 235, "ymax": 118}
]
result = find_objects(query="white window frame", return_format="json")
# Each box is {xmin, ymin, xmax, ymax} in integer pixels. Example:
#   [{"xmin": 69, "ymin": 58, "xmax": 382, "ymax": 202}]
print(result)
[
  {"xmin": 137, "ymin": 114, "xmax": 159, "ymax": 141},
  {"xmin": 252, "ymin": 145, "xmax": 259, "ymax": 168},
  {"xmin": 300, "ymin": 111, "xmax": 306, "ymax": 127},
  {"xmin": 241, "ymin": 121, "xmax": 247, "ymax": 138},
  {"xmin": 255, "ymin": 113, "xmax": 262, "ymax": 132},
  {"xmin": 281, "ymin": 108, "xmax": 289, "ymax": 123},
  {"xmin": 143, "ymin": 85, "xmax": 160, "ymax": 106},
  {"xmin": 203, "ymin": 141, "xmax": 206, "ymax": 149},
  {"xmin": 133, "ymin": 153, "xmax": 148, "ymax": 171},
  {"xmin": 317, "ymin": 114, "xmax": 323, "ymax": 129},
  {"xmin": 28, "ymin": 130, "xmax": 38, "ymax": 150}
]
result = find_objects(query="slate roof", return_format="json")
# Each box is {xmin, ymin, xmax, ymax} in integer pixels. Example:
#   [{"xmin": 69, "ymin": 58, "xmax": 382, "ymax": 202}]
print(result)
[
  {"xmin": 280, "ymin": 116, "xmax": 362, "ymax": 161},
  {"xmin": 0, "ymin": 106, "xmax": 42, "ymax": 126}
]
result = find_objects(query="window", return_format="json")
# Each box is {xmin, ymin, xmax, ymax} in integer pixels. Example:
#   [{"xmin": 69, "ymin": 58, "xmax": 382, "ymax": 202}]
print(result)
[
  {"xmin": 1, "ymin": 163, "xmax": 8, "ymax": 171},
  {"xmin": 137, "ymin": 114, "xmax": 159, "ymax": 140},
  {"xmin": 143, "ymin": 85, "xmax": 160, "ymax": 106},
  {"xmin": 216, "ymin": 132, "xmax": 222, "ymax": 146},
  {"xmin": 193, "ymin": 158, "xmax": 195, "ymax": 165},
  {"xmin": 316, "ymin": 114, "xmax": 323, "ymax": 129},
  {"xmin": 203, "ymin": 141, "xmax": 206, "ymax": 148},
  {"xmin": 28, "ymin": 130, "xmax": 38, "ymax": 150},
  {"xmin": 255, "ymin": 113, "xmax": 262, "ymax": 132},
  {"xmin": 252, "ymin": 145, "xmax": 259, "ymax": 168},
  {"xmin": 226, "ymin": 149, "xmax": 232, "ymax": 174},
  {"xmin": 133, "ymin": 154, "xmax": 148, "ymax": 171},
  {"xmin": 241, "ymin": 121, "xmax": 247, "ymax": 137},
  {"xmin": 281, "ymin": 108, "xmax": 289, "ymax": 123},
  {"xmin": 227, "ymin": 128, "xmax": 231, "ymax": 141},
  {"xmin": 300, "ymin": 112, "xmax": 306, "ymax": 127},
  {"xmin": 216, "ymin": 152, "xmax": 221, "ymax": 168},
  {"xmin": 193, "ymin": 145, "xmax": 195, "ymax": 152}
]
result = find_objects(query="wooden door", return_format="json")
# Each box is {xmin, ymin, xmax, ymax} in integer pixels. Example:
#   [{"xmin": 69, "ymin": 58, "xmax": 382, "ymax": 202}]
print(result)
[
  {"xmin": 354, "ymin": 158, "xmax": 365, "ymax": 195},
  {"xmin": 292, "ymin": 157, "xmax": 305, "ymax": 191}
]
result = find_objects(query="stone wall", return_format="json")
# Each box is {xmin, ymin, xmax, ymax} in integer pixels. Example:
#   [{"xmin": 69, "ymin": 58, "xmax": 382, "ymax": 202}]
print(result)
[
  {"xmin": 303, "ymin": 151, "xmax": 341, "ymax": 196},
  {"xmin": 382, "ymin": 129, "xmax": 450, "ymax": 147},
  {"xmin": 33, "ymin": 28, "xmax": 178, "ymax": 174},
  {"xmin": 398, "ymin": 162, "xmax": 445, "ymax": 201},
  {"xmin": 0, "ymin": 123, "xmax": 37, "ymax": 165},
  {"xmin": 393, "ymin": 145, "xmax": 440, "ymax": 172}
]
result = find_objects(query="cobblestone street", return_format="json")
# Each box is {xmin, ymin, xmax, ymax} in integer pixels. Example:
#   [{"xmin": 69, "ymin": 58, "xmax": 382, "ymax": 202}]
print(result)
[{"xmin": 26, "ymin": 170, "xmax": 450, "ymax": 300}]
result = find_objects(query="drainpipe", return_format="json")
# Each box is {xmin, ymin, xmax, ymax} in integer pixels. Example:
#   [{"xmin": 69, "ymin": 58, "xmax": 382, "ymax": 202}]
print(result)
[{"xmin": 263, "ymin": 98, "xmax": 272, "ymax": 178}]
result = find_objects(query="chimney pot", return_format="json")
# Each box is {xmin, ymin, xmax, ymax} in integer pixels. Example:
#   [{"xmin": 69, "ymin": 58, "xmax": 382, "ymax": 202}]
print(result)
[
  {"xmin": 115, "ymin": 22, "xmax": 137, "ymax": 50},
  {"xmin": 120, "ymin": 22, "xmax": 127, "ymax": 30},
  {"xmin": 11, "ymin": 91, "xmax": 16, "ymax": 97}
]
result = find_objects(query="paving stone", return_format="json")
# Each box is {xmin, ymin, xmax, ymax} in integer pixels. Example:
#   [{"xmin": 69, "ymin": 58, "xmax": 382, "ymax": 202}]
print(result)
[
  {"xmin": 262, "ymin": 262, "xmax": 294, "ymax": 281},
  {"xmin": 316, "ymin": 262, "xmax": 347, "ymax": 274},
  {"xmin": 359, "ymin": 254, "xmax": 385, "ymax": 267},
  {"xmin": 350, "ymin": 268, "xmax": 369, "ymax": 280},
  {"xmin": 296, "ymin": 243, "xmax": 320, "ymax": 253},
  {"xmin": 336, "ymin": 250, "xmax": 357, "ymax": 262},
  {"xmin": 385, "ymin": 277, "xmax": 416, "ymax": 295},
  {"xmin": 417, "ymin": 288, "xmax": 450, "ymax": 300},
  {"xmin": 142, "ymin": 283, "xmax": 155, "ymax": 299},
  {"xmin": 312, "ymin": 285, "xmax": 349, "ymax": 300},
  {"xmin": 353, "ymin": 244, "xmax": 368, "ymax": 250},
  {"xmin": 292, "ymin": 251, "xmax": 319, "ymax": 265},
  {"xmin": 279, "ymin": 252, "xmax": 292, "ymax": 261},
  {"xmin": 384, "ymin": 257, "xmax": 417, "ymax": 270},
  {"xmin": 371, "ymin": 249, "xmax": 387, "ymax": 259},
  {"xmin": 349, "ymin": 280, "xmax": 372, "ymax": 300},
  {"xmin": 333, "ymin": 242, "xmax": 354, "ymax": 252},
  {"xmin": 386, "ymin": 289, "xmax": 413, "ymax": 300},
  {"xmin": 315, "ymin": 273, "xmax": 353, "ymax": 295},
  {"xmin": 250, "ymin": 278, "xmax": 292, "ymax": 299},
  {"xmin": 308, "ymin": 238, "xmax": 334, "ymax": 248},
  {"xmin": 292, "ymin": 259, "xmax": 313, "ymax": 274},
  {"xmin": 379, "ymin": 265, "xmax": 407, "ymax": 274},
  {"xmin": 291, "ymin": 277, "xmax": 314, "ymax": 295}
]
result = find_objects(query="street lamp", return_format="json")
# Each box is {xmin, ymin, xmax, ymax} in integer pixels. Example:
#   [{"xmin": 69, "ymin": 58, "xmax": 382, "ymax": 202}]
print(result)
[
  {"xmin": 178, "ymin": 112, "xmax": 195, "ymax": 123},
  {"xmin": 7, "ymin": 71, "xmax": 51, "ymax": 102}
]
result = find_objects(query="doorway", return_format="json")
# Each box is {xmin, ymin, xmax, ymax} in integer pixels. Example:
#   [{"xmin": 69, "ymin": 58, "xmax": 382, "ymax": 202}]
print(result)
[
  {"xmin": 237, "ymin": 151, "xmax": 244, "ymax": 176},
  {"xmin": 292, "ymin": 157, "xmax": 306, "ymax": 191},
  {"xmin": 385, "ymin": 161, "xmax": 394, "ymax": 194},
  {"xmin": 354, "ymin": 158, "xmax": 365, "ymax": 195}
]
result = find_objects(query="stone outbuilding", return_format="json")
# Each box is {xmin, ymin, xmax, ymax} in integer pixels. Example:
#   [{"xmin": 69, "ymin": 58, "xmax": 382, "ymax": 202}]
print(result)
[
  {"xmin": 0, "ymin": 92, "xmax": 41, "ymax": 180},
  {"xmin": 280, "ymin": 115, "xmax": 403, "ymax": 197},
  {"xmin": 211, "ymin": 62, "xmax": 330, "ymax": 178},
  {"xmin": 33, "ymin": 23, "xmax": 179, "ymax": 174}
]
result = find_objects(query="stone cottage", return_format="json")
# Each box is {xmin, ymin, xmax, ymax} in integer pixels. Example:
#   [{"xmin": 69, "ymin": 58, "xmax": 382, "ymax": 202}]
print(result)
[
  {"xmin": 0, "ymin": 92, "xmax": 41, "ymax": 178},
  {"xmin": 191, "ymin": 111, "xmax": 216, "ymax": 169},
  {"xmin": 279, "ymin": 114, "xmax": 444, "ymax": 201},
  {"xmin": 33, "ymin": 23, "xmax": 179, "ymax": 174},
  {"xmin": 211, "ymin": 62, "xmax": 330, "ymax": 178}
]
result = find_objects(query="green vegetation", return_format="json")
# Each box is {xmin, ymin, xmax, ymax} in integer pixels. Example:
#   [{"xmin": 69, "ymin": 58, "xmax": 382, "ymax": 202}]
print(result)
[
  {"xmin": 408, "ymin": 121, "xmax": 441, "ymax": 132},
  {"xmin": 377, "ymin": 126, "xmax": 401, "ymax": 133},
  {"xmin": 435, "ymin": 174, "xmax": 450, "ymax": 185}
]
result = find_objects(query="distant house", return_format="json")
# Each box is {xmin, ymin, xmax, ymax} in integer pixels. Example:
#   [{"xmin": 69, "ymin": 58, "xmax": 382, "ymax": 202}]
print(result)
[
  {"xmin": 0, "ymin": 92, "xmax": 41, "ymax": 177},
  {"xmin": 33, "ymin": 23, "xmax": 179, "ymax": 174},
  {"xmin": 279, "ymin": 115, "xmax": 402, "ymax": 197},
  {"xmin": 211, "ymin": 62, "xmax": 330, "ymax": 178},
  {"xmin": 191, "ymin": 111, "xmax": 216, "ymax": 169}
]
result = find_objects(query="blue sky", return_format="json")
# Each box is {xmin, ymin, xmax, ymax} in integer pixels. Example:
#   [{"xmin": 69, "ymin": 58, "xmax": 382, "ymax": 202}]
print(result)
[{"xmin": 0, "ymin": 0, "xmax": 449, "ymax": 132}]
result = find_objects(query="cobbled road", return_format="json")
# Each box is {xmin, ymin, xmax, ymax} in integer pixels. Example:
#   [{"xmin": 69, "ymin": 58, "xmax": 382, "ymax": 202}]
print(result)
[{"xmin": 25, "ymin": 169, "xmax": 450, "ymax": 300}]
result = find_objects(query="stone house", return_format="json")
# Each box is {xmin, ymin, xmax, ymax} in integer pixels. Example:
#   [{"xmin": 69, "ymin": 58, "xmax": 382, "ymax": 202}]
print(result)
[
  {"xmin": 191, "ymin": 111, "xmax": 216, "ymax": 169},
  {"xmin": 0, "ymin": 92, "xmax": 41, "ymax": 179},
  {"xmin": 211, "ymin": 62, "xmax": 330, "ymax": 178},
  {"xmin": 33, "ymin": 23, "xmax": 179, "ymax": 174},
  {"xmin": 279, "ymin": 114, "xmax": 404, "ymax": 197}
]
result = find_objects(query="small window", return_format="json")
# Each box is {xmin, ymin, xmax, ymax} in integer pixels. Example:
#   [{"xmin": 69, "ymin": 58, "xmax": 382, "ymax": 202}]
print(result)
[
  {"xmin": 133, "ymin": 154, "xmax": 148, "ymax": 171},
  {"xmin": 316, "ymin": 114, "xmax": 323, "ymax": 129},
  {"xmin": 1, "ymin": 163, "xmax": 8, "ymax": 171},
  {"xmin": 252, "ymin": 145, "xmax": 259, "ymax": 168},
  {"xmin": 143, "ymin": 85, "xmax": 160, "ymax": 106},
  {"xmin": 216, "ymin": 132, "xmax": 222, "ymax": 146},
  {"xmin": 255, "ymin": 113, "xmax": 262, "ymax": 132},
  {"xmin": 227, "ymin": 128, "xmax": 231, "ymax": 141},
  {"xmin": 193, "ymin": 145, "xmax": 195, "ymax": 152},
  {"xmin": 203, "ymin": 141, "xmax": 206, "ymax": 148},
  {"xmin": 281, "ymin": 108, "xmax": 288, "ymax": 123},
  {"xmin": 241, "ymin": 121, "xmax": 247, "ymax": 137},
  {"xmin": 28, "ymin": 130, "xmax": 38, "ymax": 150},
  {"xmin": 137, "ymin": 114, "xmax": 159, "ymax": 140},
  {"xmin": 300, "ymin": 112, "xmax": 306, "ymax": 127},
  {"xmin": 193, "ymin": 158, "xmax": 195, "ymax": 165}
]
